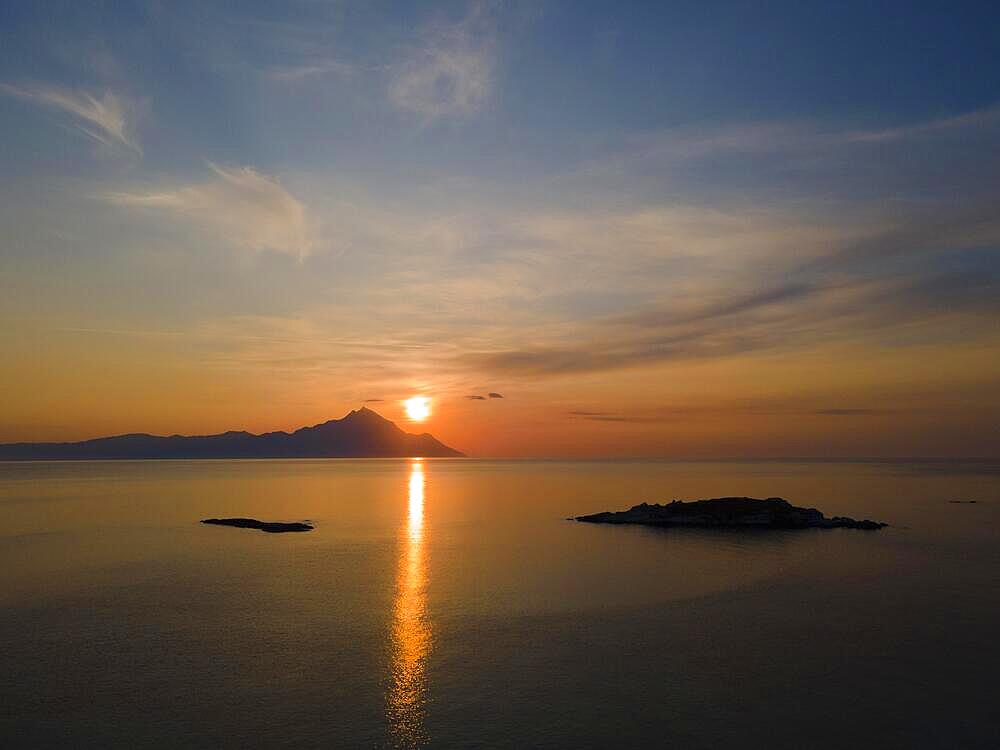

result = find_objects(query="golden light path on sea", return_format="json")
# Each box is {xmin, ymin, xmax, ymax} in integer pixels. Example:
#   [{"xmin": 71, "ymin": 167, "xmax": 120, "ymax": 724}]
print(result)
[{"xmin": 387, "ymin": 459, "xmax": 431, "ymax": 747}]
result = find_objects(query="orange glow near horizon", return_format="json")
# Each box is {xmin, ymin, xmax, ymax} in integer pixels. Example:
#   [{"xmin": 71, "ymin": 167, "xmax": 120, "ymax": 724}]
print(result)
[
  {"xmin": 3, "ymin": 343, "xmax": 1000, "ymax": 458},
  {"xmin": 387, "ymin": 459, "xmax": 430, "ymax": 745},
  {"xmin": 404, "ymin": 396, "xmax": 431, "ymax": 422}
]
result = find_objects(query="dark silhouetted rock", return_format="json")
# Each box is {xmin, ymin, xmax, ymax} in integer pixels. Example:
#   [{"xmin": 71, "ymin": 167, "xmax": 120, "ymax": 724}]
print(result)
[
  {"xmin": 0, "ymin": 407, "xmax": 464, "ymax": 460},
  {"xmin": 576, "ymin": 497, "xmax": 887, "ymax": 530},
  {"xmin": 201, "ymin": 518, "xmax": 314, "ymax": 533},
  {"xmin": 948, "ymin": 500, "xmax": 978, "ymax": 504}
]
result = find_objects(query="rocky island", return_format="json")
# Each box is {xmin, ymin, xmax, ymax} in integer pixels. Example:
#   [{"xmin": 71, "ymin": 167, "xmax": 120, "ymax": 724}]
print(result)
[
  {"xmin": 576, "ymin": 497, "xmax": 887, "ymax": 530},
  {"xmin": 201, "ymin": 518, "xmax": 314, "ymax": 533}
]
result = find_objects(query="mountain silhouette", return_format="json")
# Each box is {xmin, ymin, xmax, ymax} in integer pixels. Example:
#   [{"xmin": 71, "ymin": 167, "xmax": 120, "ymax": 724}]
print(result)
[{"xmin": 0, "ymin": 408, "xmax": 464, "ymax": 460}]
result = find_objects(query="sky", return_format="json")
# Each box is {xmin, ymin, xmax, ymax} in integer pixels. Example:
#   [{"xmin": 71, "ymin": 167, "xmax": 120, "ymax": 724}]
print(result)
[{"xmin": 1, "ymin": 0, "xmax": 998, "ymax": 457}]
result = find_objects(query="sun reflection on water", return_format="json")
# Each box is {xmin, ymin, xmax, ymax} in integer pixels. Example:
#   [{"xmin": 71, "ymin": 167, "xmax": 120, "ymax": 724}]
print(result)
[{"xmin": 387, "ymin": 459, "xmax": 431, "ymax": 747}]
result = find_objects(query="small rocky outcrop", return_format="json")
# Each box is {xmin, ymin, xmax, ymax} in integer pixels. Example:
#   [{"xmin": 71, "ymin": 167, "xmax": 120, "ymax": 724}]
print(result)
[
  {"xmin": 201, "ymin": 518, "xmax": 314, "ymax": 533},
  {"xmin": 576, "ymin": 497, "xmax": 887, "ymax": 530}
]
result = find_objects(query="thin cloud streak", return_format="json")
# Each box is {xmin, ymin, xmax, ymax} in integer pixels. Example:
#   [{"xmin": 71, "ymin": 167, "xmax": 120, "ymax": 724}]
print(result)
[
  {"xmin": 566, "ymin": 101, "xmax": 1000, "ymax": 188},
  {"xmin": 816, "ymin": 409, "xmax": 893, "ymax": 416},
  {"xmin": 266, "ymin": 60, "xmax": 358, "ymax": 82},
  {"xmin": 569, "ymin": 404, "xmax": 903, "ymax": 423},
  {"xmin": 845, "ymin": 104, "xmax": 1000, "ymax": 143}
]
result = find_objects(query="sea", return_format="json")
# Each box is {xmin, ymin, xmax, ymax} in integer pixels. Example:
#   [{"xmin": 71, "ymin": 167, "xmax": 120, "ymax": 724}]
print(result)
[{"xmin": 2, "ymin": 458, "xmax": 998, "ymax": 748}]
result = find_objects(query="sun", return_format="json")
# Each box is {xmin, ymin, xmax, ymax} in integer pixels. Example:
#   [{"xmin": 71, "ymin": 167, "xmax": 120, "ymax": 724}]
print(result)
[{"xmin": 404, "ymin": 396, "xmax": 431, "ymax": 422}]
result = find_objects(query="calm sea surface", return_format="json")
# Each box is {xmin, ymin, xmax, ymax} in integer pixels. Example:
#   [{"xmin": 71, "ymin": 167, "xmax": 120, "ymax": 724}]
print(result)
[{"xmin": 2, "ymin": 459, "xmax": 999, "ymax": 748}]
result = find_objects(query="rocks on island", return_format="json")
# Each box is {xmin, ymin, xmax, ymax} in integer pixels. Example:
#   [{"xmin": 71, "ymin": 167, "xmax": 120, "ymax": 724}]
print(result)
[
  {"xmin": 576, "ymin": 497, "xmax": 887, "ymax": 530},
  {"xmin": 201, "ymin": 518, "xmax": 314, "ymax": 533}
]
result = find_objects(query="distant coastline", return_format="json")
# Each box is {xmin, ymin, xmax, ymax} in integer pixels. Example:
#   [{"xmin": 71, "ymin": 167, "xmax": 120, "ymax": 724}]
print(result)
[{"xmin": 0, "ymin": 408, "xmax": 464, "ymax": 460}]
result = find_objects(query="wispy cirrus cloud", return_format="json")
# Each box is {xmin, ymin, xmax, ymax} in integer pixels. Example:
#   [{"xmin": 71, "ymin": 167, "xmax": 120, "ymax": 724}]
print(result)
[
  {"xmin": 472, "ymin": 263, "xmax": 1000, "ymax": 378},
  {"xmin": 104, "ymin": 163, "xmax": 311, "ymax": 257},
  {"xmin": 388, "ymin": 6, "xmax": 495, "ymax": 120},
  {"xmin": 0, "ymin": 83, "xmax": 140, "ymax": 153}
]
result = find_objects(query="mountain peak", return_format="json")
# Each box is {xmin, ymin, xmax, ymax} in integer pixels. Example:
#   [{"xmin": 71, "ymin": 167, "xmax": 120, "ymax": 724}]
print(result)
[{"xmin": 340, "ymin": 406, "xmax": 391, "ymax": 424}]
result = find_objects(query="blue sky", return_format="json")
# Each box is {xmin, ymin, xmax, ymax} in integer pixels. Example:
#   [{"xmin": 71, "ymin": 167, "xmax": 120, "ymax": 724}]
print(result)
[{"xmin": 1, "ymin": 1, "xmax": 998, "ymax": 456}]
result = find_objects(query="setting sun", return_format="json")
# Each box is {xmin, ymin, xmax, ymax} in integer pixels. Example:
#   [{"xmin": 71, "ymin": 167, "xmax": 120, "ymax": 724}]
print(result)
[{"xmin": 404, "ymin": 396, "xmax": 431, "ymax": 422}]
